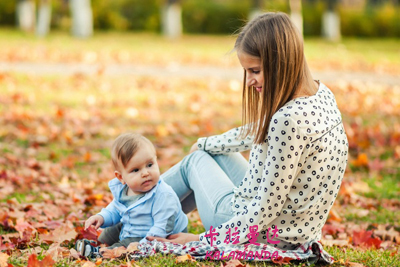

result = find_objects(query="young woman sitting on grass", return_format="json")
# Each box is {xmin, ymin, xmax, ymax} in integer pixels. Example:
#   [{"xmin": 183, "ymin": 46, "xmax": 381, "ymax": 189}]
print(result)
[{"xmin": 107, "ymin": 12, "xmax": 349, "ymax": 253}]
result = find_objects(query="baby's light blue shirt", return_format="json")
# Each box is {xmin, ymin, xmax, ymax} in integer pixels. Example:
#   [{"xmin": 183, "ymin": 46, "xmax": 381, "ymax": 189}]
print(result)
[{"xmin": 98, "ymin": 178, "xmax": 188, "ymax": 243}]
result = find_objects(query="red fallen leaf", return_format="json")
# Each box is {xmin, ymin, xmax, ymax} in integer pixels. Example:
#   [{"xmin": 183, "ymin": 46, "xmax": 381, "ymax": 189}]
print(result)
[
  {"xmin": 26, "ymin": 158, "xmax": 41, "ymax": 170},
  {"xmin": 75, "ymin": 226, "xmax": 100, "ymax": 243},
  {"xmin": 368, "ymin": 158, "xmax": 384, "ymax": 172},
  {"xmin": 322, "ymin": 223, "xmax": 345, "ymax": 236},
  {"xmin": 352, "ymin": 230, "xmax": 382, "ymax": 249},
  {"xmin": 0, "ymin": 236, "xmax": 15, "ymax": 251},
  {"xmin": 15, "ymin": 219, "xmax": 35, "ymax": 234},
  {"xmin": 27, "ymin": 254, "xmax": 55, "ymax": 267}
]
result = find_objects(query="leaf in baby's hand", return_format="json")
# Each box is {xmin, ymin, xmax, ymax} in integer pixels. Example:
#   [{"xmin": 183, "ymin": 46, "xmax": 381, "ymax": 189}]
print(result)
[{"xmin": 75, "ymin": 226, "xmax": 100, "ymax": 243}]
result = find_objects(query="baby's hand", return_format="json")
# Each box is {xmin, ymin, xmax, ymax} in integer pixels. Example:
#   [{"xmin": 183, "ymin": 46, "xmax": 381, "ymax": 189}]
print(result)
[{"xmin": 84, "ymin": 215, "xmax": 104, "ymax": 230}]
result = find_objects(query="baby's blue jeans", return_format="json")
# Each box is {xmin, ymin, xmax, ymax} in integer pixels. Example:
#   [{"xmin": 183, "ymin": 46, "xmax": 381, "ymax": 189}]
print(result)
[{"xmin": 161, "ymin": 150, "xmax": 248, "ymax": 230}]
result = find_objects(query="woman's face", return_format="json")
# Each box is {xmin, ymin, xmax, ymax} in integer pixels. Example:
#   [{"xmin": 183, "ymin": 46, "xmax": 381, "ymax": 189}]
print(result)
[{"xmin": 237, "ymin": 51, "xmax": 264, "ymax": 92}]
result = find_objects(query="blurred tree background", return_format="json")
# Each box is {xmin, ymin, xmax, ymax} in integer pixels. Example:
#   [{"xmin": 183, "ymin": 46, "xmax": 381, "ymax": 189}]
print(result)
[{"xmin": 0, "ymin": 0, "xmax": 399, "ymax": 37}]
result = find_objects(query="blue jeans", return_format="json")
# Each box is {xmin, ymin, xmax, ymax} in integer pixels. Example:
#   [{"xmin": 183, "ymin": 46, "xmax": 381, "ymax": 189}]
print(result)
[{"xmin": 161, "ymin": 150, "xmax": 248, "ymax": 230}]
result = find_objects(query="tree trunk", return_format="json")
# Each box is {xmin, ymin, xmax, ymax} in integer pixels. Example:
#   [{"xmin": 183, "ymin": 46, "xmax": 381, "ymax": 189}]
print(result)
[
  {"xmin": 162, "ymin": 0, "xmax": 182, "ymax": 39},
  {"xmin": 249, "ymin": 0, "xmax": 264, "ymax": 21},
  {"xmin": 322, "ymin": 0, "xmax": 341, "ymax": 41},
  {"xmin": 36, "ymin": 0, "xmax": 51, "ymax": 37},
  {"xmin": 289, "ymin": 0, "xmax": 303, "ymax": 36},
  {"xmin": 16, "ymin": 0, "xmax": 35, "ymax": 32},
  {"xmin": 69, "ymin": 0, "xmax": 93, "ymax": 38}
]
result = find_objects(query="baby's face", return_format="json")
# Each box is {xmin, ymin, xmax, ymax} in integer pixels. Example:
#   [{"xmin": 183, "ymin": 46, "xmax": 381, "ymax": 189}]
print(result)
[{"xmin": 118, "ymin": 143, "xmax": 160, "ymax": 195}]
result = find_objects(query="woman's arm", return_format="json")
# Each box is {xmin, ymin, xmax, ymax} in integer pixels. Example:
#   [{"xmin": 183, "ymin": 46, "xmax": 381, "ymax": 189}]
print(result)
[{"xmin": 196, "ymin": 125, "xmax": 254, "ymax": 155}]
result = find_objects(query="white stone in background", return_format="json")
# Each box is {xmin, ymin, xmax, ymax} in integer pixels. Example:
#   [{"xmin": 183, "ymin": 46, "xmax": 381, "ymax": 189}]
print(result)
[
  {"xmin": 36, "ymin": 0, "xmax": 51, "ymax": 37},
  {"xmin": 17, "ymin": 0, "xmax": 36, "ymax": 32},
  {"xmin": 69, "ymin": 0, "xmax": 93, "ymax": 38},
  {"xmin": 291, "ymin": 12, "xmax": 303, "ymax": 36},
  {"xmin": 290, "ymin": 0, "xmax": 303, "ymax": 36},
  {"xmin": 162, "ymin": 3, "xmax": 182, "ymax": 39},
  {"xmin": 322, "ymin": 11, "xmax": 341, "ymax": 41},
  {"xmin": 249, "ymin": 9, "xmax": 264, "ymax": 22}
]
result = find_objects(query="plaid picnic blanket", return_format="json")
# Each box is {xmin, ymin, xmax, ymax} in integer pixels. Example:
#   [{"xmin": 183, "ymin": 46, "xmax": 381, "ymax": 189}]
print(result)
[{"xmin": 128, "ymin": 240, "xmax": 334, "ymax": 264}]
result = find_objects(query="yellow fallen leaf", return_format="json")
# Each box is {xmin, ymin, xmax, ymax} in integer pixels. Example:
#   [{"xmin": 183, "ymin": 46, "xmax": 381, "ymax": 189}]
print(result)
[
  {"xmin": 175, "ymin": 254, "xmax": 195, "ymax": 263},
  {"xmin": 126, "ymin": 242, "xmax": 139, "ymax": 253},
  {"xmin": 82, "ymin": 261, "xmax": 97, "ymax": 267},
  {"xmin": 0, "ymin": 252, "xmax": 9, "ymax": 267}
]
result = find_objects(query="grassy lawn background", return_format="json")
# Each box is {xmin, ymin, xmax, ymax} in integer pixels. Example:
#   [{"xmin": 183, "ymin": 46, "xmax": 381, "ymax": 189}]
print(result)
[{"xmin": 0, "ymin": 30, "xmax": 399, "ymax": 266}]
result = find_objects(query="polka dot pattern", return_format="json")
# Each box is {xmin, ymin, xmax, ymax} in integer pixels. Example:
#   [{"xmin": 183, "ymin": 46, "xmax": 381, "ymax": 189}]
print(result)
[{"xmin": 198, "ymin": 83, "xmax": 348, "ymax": 249}]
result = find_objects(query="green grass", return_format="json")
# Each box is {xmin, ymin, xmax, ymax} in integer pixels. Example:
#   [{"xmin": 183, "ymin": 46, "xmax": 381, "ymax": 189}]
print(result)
[
  {"xmin": 326, "ymin": 246, "xmax": 400, "ymax": 267},
  {"xmin": 363, "ymin": 175, "xmax": 400, "ymax": 200},
  {"xmin": 344, "ymin": 207, "xmax": 400, "ymax": 224}
]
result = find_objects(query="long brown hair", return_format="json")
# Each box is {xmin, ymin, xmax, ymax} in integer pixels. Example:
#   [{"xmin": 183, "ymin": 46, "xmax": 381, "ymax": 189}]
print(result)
[{"xmin": 235, "ymin": 12, "xmax": 314, "ymax": 144}]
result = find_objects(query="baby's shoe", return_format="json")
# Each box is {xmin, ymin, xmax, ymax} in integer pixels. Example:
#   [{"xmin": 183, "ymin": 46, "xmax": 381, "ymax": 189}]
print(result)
[{"xmin": 75, "ymin": 239, "xmax": 100, "ymax": 258}]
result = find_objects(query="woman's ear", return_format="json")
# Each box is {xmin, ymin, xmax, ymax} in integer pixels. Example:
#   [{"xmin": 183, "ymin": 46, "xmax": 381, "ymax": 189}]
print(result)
[{"xmin": 114, "ymin": 171, "xmax": 124, "ymax": 184}]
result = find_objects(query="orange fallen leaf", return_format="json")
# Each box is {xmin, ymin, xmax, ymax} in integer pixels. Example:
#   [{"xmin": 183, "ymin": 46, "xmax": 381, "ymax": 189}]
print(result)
[
  {"xmin": 84, "ymin": 152, "xmax": 91, "ymax": 162},
  {"xmin": 351, "ymin": 153, "xmax": 368, "ymax": 167},
  {"xmin": 27, "ymin": 254, "xmax": 55, "ymax": 267},
  {"xmin": 100, "ymin": 246, "xmax": 127, "ymax": 259},
  {"xmin": 327, "ymin": 208, "xmax": 342, "ymax": 222},
  {"xmin": 346, "ymin": 261, "xmax": 365, "ymax": 267},
  {"xmin": 95, "ymin": 258, "xmax": 102, "ymax": 265},
  {"xmin": 41, "ymin": 224, "xmax": 77, "ymax": 244},
  {"xmin": 45, "ymin": 243, "xmax": 70, "ymax": 261}
]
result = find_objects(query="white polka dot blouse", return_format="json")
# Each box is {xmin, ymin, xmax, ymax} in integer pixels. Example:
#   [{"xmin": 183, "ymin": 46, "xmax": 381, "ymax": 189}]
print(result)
[{"xmin": 197, "ymin": 82, "xmax": 349, "ymax": 250}]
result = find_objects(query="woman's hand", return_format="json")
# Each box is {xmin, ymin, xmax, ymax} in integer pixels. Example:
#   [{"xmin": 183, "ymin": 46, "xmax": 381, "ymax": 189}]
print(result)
[
  {"xmin": 189, "ymin": 142, "xmax": 198, "ymax": 154},
  {"xmin": 146, "ymin": 233, "xmax": 200, "ymax": 245},
  {"xmin": 84, "ymin": 215, "xmax": 104, "ymax": 230}
]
